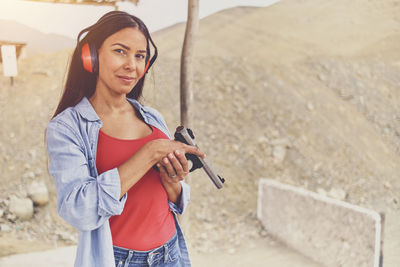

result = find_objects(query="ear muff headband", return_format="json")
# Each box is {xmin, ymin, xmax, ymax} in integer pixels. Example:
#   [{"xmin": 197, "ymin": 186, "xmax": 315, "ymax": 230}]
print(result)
[{"xmin": 143, "ymin": 36, "xmax": 158, "ymax": 76}]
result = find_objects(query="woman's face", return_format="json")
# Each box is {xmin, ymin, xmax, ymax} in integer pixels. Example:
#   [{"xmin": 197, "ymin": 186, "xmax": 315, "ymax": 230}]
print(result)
[{"xmin": 96, "ymin": 27, "xmax": 147, "ymax": 96}]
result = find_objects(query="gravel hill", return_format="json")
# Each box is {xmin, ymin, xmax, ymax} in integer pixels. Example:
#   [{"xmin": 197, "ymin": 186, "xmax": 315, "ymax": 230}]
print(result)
[{"xmin": 0, "ymin": 0, "xmax": 399, "ymax": 265}]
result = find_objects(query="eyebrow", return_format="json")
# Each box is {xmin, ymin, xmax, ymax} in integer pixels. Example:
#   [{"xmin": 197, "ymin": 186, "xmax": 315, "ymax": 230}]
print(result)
[{"xmin": 112, "ymin": 43, "xmax": 146, "ymax": 53}]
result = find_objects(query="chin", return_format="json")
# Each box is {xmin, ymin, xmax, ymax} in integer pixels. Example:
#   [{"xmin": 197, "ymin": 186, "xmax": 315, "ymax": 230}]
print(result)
[{"xmin": 115, "ymin": 84, "xmax": 136, "ymax": 95}]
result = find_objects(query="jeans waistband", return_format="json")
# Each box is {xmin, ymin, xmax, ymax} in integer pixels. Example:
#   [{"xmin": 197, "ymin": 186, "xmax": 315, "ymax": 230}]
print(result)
[{"xmin": 113, "ymin": 231, "xmax": 178, "ymax": 266}]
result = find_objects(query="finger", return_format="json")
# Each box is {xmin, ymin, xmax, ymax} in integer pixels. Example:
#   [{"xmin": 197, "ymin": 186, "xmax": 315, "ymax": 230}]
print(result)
[
  {"xmin": 157, "ymin": 163, "xmax": 168, "ymax": 177},
  {"xmin": 168, "ymin": 152, "xmax": 185, "ymax": 178},
  {"xmin": 170, "ymin": 140, "xmax": 205, "ymax": 158},
  {"xmin": 161, "ymin": 156, "xmax": 177, "ymax": 177},
  {"xmin": 184, "ymin": 145, "xmax": 206, "ymax": 159},
  {"xmin": 157, "ymin": 163, "xmax": 173, "ymax": 182},
  {"xmin": 174, "ymin": 150, "xmax": 189, "ymax": 174},
  {"xmin": 157, "ymin": 163, "xmax": 180, "ymax": 183}
]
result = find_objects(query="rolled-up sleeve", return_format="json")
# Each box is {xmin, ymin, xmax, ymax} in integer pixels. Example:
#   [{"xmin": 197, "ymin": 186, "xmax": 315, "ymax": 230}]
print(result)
[
  {"xmin": 46, "ymin": 121, "xmax": 127, "ymax": 232},
  {"xmin": 168, "ymin": 181, "xmax": 190, "ymax": 214}
]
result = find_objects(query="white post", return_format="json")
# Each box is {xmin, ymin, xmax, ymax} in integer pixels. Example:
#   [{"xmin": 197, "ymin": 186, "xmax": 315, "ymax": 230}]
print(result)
[{"xmin": 1, "ymin": 45, "xmax": 18, "ymax": 85}]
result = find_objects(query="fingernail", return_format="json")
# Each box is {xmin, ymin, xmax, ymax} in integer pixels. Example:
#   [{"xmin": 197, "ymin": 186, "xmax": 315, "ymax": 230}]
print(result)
[
  {"xmin": 156, "ymin": 163, "xmax": 161, "ymax": 168},
  {"xmin": 175, "ymin": 150, "xmax": 180, "ymax": 155},
  {"xmin": 163, "ymin": 157, "xmax": 169, "ymax": 163},
  {"xmin": 168, "ymin": 153, "xmax": 174, "ymax": 159}
]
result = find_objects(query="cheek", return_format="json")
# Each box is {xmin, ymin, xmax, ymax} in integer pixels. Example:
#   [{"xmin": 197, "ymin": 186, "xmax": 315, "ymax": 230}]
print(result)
[
  {"xmin": 101, "ymin": 57, "xmax": 114, "ymax": 73},
  {"xmin": 98, "ymin": 52, "xmax": 119, "ymax": 74}
]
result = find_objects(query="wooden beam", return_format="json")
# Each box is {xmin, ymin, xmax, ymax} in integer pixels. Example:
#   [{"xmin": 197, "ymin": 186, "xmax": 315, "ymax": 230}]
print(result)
[
  {"xmin": 23, "ymin": 0, "xmax": 114, "ymax": 6},
  {"xmin": 22, "ymin": 0, "xmax": 139, "ymax": 7}
]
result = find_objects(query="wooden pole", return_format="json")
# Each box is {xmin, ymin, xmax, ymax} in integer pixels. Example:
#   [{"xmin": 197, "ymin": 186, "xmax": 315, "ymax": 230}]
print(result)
[
  {"xmin": 180, "ymin": 0, "xmax": 199, "ymax": 129},
  {"xmin": 179, "ymin": 0, "xmax": 199, "ymax": 235},
  {"xmin": 379, "ymin": 212, "xmax": 385, "ymax": 267}
]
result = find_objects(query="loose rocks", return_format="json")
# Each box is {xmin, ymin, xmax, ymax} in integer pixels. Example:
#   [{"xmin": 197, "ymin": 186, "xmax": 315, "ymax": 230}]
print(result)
[
  {"xmin": 272, "ymin": 145, "xmax": 287, "ymax": 165},
  {"xmin": 8, "ymin": 197, "xmax": 34, "ymax": 221},
  {"xmin": 28, "ymin": 180, "xmax": 49, "ymax": 206},
  {"xmin": 0, "ymin": 224, "xmax": 11, "ymax": 232},
  {"xmin": 328, "ymin": 187, "xmax": 347, "ymax": 201}
]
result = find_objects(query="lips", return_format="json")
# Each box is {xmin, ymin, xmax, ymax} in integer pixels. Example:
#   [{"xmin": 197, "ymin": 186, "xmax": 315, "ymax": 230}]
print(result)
[{"xmin": 117, "ymin": 75, "xmax": 135, "ymax": 84}]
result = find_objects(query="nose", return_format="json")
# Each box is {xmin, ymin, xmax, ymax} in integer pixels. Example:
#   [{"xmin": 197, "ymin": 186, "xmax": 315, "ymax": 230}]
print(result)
[{"xmin": 123, "ymin": 55, "xmax": 136, "ymax": 71}]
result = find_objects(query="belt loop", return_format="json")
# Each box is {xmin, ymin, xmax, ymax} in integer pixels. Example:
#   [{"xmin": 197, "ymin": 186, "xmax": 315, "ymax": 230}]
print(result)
[
  {"xmin": 124, "ymin": 250, "xmax": 134, "ymax": 267},
  {"xmin": 163, "ymin": 244, "xmax": 169, "ymax": 263},
  {"xmin": 147, "ymin": 252, "xmax": 153, "ymax": 266}
]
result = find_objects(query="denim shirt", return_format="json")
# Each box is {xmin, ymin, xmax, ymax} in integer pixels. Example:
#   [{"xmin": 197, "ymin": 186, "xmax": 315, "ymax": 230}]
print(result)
[{"xmin": 46, "ymin": 97, "xmax": 191, "ymax": 267}]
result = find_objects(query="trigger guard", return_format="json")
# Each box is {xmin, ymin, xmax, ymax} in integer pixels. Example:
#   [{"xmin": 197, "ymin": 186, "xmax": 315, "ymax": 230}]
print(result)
[
  {"xmin": 189, "ymin": 162, "xmax": 199, "ymax": 172},
  {"xmin": 186, "ymin": 153, "xmax": 203, "ymax": 172}
]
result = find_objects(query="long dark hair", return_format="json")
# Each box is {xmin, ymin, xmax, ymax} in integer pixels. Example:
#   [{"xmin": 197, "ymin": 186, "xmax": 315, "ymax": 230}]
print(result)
[{"xmin": 52, "ymin": 11, "xmax": 158, "ymax": 118}]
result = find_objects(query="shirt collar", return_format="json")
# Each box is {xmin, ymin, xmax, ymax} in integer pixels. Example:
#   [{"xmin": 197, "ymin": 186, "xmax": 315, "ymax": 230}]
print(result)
[
  {"xmin": 75, "ymin": 96, "xmax": 147, "ymax": 122},
  {"xmin": 127, "ymin": 98, "xmax": 150, "ymax": 123},
  {"xmin": 75, "ymin": 97, "xmax": 101, "ymax": 122}
]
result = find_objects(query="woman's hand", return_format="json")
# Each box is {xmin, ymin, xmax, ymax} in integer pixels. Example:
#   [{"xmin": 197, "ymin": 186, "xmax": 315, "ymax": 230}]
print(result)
[
  {"xmin": 157, "ymin": 150, "xmax": 190, "ymax": 183},
  {"xmin": 118, "ymin": 139, "xmax": 204, "ymax": 201},
  {"xmin": 148, "ymin": 139, "xmax": 204, "ymax": 163},
  {"xmin": 154, "ymin": 143, "xmax": 205, "ymax": 204}
]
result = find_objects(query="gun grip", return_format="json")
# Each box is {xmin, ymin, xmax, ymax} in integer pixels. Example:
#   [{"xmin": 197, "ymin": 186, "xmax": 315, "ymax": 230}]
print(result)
[{"xmin": 186, "ymin": 153, "xmax": 204, "ymax": 172}]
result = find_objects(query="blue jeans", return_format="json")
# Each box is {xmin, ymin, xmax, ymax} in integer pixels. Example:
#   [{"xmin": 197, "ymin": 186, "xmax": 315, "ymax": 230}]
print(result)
[{"xmin": 113, "ymin": 232, "xmax": 185, "ymax": 267}]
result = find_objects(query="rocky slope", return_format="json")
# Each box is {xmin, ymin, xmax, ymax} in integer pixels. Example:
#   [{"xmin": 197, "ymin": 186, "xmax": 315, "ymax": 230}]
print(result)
[{"xmin": 0, "ymin": 0, "xmax": 399, "ymax": 265}]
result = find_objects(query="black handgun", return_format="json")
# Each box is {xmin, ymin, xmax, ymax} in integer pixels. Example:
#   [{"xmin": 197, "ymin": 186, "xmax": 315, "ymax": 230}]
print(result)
[{"xmin": 174, "ymin": 126, "xmax": 225, "ymax": 189}]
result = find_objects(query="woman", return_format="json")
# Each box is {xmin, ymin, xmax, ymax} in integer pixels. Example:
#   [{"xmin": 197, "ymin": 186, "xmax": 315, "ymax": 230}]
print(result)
[{"xmin": 45, "ymin": 11, "xmax": 204, "ymax": 267}]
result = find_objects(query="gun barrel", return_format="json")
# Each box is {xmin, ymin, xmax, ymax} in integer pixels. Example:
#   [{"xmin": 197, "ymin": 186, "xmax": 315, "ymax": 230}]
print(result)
[{"xmin": 175, "ymin": 126, "xmax": 225, "ymax": 189}]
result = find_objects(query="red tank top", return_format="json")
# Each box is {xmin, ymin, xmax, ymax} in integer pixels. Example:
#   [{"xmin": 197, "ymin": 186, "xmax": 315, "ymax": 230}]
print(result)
[{"xmin": 96, "ymin": 125, "xmax": 176, "ymax": 250}]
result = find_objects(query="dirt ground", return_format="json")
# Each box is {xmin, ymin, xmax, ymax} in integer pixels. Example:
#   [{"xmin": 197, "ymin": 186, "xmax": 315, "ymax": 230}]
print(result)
[
  {"xmin": 0, "ymin": 0, "xmax": 400, "ymax": 266},
  {"xmin": 0, "ymin": 236, "xmax": 323, "ymax": 267}
]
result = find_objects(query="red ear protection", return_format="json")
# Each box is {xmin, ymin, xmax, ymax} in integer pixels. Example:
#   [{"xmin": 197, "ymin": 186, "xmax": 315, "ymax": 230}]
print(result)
[
  {"xmin": 81, "ymin": 43, "xmax": 98, "ymax": 73},
  {"xmin": 81, "ymin": 42, "xmax": 150, "ymax": 78},
  {"xmin": 138, "ymin": 59, "xmax": 150, "ymax": 79}
]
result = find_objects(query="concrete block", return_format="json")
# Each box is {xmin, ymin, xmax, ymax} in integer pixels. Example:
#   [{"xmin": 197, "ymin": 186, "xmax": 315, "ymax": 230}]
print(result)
[{"xmin": 257, "ymin": 178, "xmax": 383, "ymax": 267}]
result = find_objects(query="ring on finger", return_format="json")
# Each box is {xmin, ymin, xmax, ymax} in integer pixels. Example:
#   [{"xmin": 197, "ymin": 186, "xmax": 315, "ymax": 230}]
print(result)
[{"xmin": 170, "ymin": 174, "xmax": 177, "ymax": 178}]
